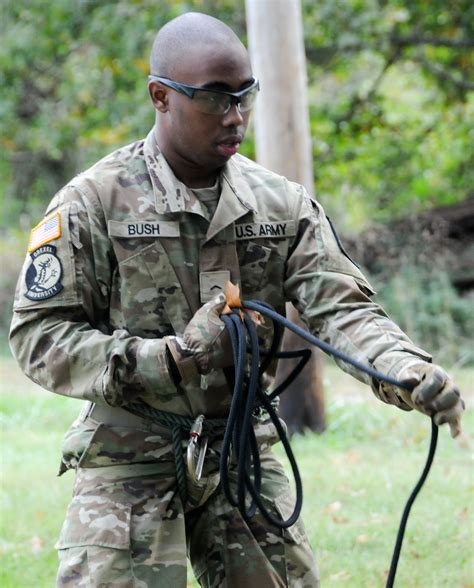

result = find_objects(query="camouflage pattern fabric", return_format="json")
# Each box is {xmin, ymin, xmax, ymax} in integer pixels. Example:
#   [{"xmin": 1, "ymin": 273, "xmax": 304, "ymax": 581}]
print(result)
[
  {"xmin": 10, "ymin": 129, "xmax": 431, "ymax": 414},
  {"xmin": 56, "ymin": 411, "xmax": 318, "ymax": 587},
  {"xmin": 10, "ymin": 128, "xmax": 433, "ymax": 586}
]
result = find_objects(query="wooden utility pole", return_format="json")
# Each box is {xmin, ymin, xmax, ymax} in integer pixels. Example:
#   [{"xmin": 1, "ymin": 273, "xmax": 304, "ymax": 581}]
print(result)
[
  {"xmin": 246, "ymin": 0, "xmax": 313, "ymax": 191},
  {"xmin": 246, "ymin": 0, "xmax": 325, "ymax": 432}
]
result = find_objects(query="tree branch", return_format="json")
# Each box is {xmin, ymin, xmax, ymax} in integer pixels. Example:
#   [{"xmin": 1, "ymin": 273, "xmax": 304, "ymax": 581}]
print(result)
[
  {"xmin": 391, "ymin": 34, "xmax": 474, "ymax": 49},
  {"xmin": 413, "ymin": 55, "xmax": 474, "ymax": 92},
  {"xmin": 305, "ymin": 35, "xmax": 474, "ymax": 62},
  {"xmin": 334, "ymin": 52, "xmax": 399, "ymax": 132}
]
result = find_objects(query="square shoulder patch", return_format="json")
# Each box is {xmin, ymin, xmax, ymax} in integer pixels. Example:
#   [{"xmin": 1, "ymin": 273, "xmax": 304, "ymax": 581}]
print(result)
[{"xmin": 28, "ymin": 212, "xmax": 61, "ymax": 252}]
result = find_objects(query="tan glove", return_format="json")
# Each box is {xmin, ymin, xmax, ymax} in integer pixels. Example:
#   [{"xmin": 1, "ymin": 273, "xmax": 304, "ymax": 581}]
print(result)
[
  {"xmin": 395, "ymin": 363, "xmax": 464, "ymax": 438},
  {"xmin": 165, "ymin": 293, "xmax": 233, "ymax": 384}
]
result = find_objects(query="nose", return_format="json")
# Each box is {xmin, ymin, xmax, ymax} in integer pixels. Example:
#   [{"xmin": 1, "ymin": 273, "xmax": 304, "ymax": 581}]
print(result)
[{"xmin": 222, "ymin": 101, "xmax": 244, "ymax": 126}]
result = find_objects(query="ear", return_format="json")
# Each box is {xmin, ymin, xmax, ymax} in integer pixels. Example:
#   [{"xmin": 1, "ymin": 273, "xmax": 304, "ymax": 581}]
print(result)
[{"xmin": 148, "ymin": 81, "xmax": 168, "ymax": 113}]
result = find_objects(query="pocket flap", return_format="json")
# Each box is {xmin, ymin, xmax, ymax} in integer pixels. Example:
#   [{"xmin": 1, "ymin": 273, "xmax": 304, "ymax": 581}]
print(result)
[{"xmin": 56, "ymin": 496, "xmax": 131, "ymax": 550}]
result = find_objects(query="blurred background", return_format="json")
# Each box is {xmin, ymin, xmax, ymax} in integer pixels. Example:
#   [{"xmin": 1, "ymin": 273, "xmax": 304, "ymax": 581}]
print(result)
[{"xmin": 0, "ymin": 2, "xmax": 473, "ymax": 586}]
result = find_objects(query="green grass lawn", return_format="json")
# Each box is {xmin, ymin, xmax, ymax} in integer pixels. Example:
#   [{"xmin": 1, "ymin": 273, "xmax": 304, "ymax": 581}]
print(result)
[{"xmin": 1, "ymin": 357, "xmax": 473, "ymax": 587}]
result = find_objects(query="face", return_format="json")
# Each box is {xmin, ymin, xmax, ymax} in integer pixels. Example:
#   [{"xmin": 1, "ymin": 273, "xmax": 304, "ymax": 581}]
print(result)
[{"xmin": 149, "ymin": 42, "xmax": 254, "ymax": 185}]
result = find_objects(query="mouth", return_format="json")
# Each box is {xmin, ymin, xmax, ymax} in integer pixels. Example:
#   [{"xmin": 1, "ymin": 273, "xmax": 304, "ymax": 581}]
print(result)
[{"xmin": 216, "ymin": 136, "xmax": 242, "ymax": 158}]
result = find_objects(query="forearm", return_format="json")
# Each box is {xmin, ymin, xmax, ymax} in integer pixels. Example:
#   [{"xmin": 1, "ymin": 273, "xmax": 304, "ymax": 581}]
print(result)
[
  {"xmin": 9, "ymin": 310, "xmax": 173, "ymax": 406},
  {"xmin": 292, "ymin": 272, "xmax": 431, "ymax": 383},
  {"xmin": 285, "ymin": 190, "xmax": 431, "ymax": 386}
]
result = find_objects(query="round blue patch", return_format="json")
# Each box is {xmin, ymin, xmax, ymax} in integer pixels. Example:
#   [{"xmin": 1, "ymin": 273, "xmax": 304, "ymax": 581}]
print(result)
[{"xmin": 25, "ymin": 244, "xmax": 64, "ymax": 301}]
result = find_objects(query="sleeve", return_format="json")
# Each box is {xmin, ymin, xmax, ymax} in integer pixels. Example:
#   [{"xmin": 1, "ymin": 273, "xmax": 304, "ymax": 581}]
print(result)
[
  {"xmin": 9, "ymin": 183, "xmax": 174, "ymax": 407},
  {"xmin": 284, "ymin": 185, "xmax": 432, "ymax": 397}
]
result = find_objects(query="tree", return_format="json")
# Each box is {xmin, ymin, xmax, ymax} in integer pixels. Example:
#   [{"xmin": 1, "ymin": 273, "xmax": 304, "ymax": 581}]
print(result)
[
  {"xmin": 0, "ymin": 0, "xmax": 247, "ymax": 227},
  {"xmin": 246, "ymin": 0, "xmax": 325, "ymax": 433},
  {"xmin": 301, "ymin": 0, "xmax": 473, "ymax": 229}
]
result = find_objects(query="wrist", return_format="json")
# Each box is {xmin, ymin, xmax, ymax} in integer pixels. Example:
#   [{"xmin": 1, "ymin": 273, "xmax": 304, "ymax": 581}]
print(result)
[
  {"xmin": 370, "ymin": 356, "xmax": 431, "ymax": 411},
  {"xmin": 164, "ymin": 336, "xmax": 199, "ymax": 384},
  {"xmin": 165, "ymin": 345, "xmax": 182, "ymax": 385},
  {"xmin": 370, "ymin": 377, "xmax": 413, "ymax": 411}
]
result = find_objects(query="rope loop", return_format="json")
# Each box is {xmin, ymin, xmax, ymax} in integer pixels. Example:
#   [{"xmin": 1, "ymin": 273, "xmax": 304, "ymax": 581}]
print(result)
[
  {"xmin": 222, "ymin": 299, "xmax": 438, "ymax": 588},
  {"xmin": 127, "ymin": 295, "xmax": 438, "ymax": 588}
]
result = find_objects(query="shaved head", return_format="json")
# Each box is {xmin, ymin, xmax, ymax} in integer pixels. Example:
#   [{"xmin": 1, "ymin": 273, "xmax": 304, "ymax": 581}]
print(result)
[
  {"xmin": 150, "ymin": 12, "xmax": 247, "ymax": 78},
  {"xmin": 148, "ymin": 12, "xmax": 254, "ymax": 188}
]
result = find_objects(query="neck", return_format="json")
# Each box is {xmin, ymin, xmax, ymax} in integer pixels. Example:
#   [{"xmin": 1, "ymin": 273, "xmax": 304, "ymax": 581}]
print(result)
[
  {"xmin": 154, "ymin": 129, "xmax": 220, "ymax": 189},
  {"xmin": 180, "ymin": 170, "xmax": 219, "ymax": 189}
]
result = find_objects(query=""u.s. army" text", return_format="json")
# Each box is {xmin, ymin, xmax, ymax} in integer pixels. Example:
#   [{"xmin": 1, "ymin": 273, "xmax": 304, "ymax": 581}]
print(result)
[{"xmin": 234, "ymin": 221, "xmax": 295, "ymax": 240}]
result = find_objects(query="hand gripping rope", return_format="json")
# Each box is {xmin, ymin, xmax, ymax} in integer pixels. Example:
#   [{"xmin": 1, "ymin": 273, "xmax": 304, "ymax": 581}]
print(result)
[{"xmin": 219, "ymin": 284, "xmax": 438, "ymax": 588}]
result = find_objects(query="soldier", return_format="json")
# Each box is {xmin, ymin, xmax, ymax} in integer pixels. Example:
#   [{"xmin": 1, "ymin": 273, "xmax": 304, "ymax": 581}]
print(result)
[{"xmin": 10, "ymin": 11, "xmax": 463, "ymax": 588}]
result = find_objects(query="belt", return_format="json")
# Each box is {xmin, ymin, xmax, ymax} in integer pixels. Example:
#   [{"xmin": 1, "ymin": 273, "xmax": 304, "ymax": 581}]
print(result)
[
  {"xmin": 81, "ymin": 401, "xmax": 228, "ymax": 506},
  {"xmin": 82, "ymin": 402, "xmax": 172, "ymax": 436}
]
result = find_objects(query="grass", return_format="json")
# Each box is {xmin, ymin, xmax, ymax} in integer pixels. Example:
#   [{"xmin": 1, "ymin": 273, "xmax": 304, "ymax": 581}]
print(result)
[{"xmin": 1, "ymin": 356, "xmax": 473, "ymax": 588}]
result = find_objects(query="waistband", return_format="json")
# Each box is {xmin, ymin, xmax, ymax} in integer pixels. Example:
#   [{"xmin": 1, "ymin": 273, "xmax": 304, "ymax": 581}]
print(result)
[
  {"xmin": 80, "ymin": 402, "xmax": 172, "ymax": 436},
  {"xmin": 80, "ymin": 401, "xmax": 271, "ymax": 436}
]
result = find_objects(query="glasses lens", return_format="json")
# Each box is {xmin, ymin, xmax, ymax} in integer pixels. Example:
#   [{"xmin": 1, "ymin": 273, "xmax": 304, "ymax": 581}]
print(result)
[
  {"xmin": 193, "ymin": 90, "xmax": 230, "ymax": 114},
  {"xmin": 190, "ymin": 82, "xmax": 259, "ymax": 115},
  {"xmin": 238, "ymin": 86, "xmax": 259, "ymax": 112}
]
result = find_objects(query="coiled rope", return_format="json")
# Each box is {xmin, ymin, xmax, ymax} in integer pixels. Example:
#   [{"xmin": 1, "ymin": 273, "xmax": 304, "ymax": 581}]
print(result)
[
  {"xmin": 220, "ymin": 299, "xmax": 438, "ymax": 588},
  {"xmin": 127, "ymin": 296, "xmax": 438, "ymax": 587}
]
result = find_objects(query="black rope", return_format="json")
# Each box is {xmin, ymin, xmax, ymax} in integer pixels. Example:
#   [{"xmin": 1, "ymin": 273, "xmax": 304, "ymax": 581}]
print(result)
[
  {"xmin": 220, "ymin": 311, "xmax": 304, "ymax": 528},
  {"xmin": 243, "ymin": 300, "xmax": 416, "ymax": 389},
  {"xmin": 220, "ymin": 299, "xmax": 438, "ymax": 588},
  {"xmin": 385, "ymin": 418, "xmax": 438, "ymax": 588},
  {"xmin": 171, "ymin": 425, "xmax": 188, "ymax": 504},
  {"xmin": 126, "ymin": 402, "xmax": 228, "ymax": 435}
]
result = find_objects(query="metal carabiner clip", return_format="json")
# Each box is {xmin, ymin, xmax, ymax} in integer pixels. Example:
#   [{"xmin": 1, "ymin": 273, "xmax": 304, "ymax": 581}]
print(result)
[{"xmin": 187, "ymin": 414, "xmax": 208, "ymax": 482}]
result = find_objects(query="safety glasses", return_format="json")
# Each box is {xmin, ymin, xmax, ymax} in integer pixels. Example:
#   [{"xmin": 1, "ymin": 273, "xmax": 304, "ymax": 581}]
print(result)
[{"xmin": 148, "ymin": 75, "xmax": 260, "ymax": 115}]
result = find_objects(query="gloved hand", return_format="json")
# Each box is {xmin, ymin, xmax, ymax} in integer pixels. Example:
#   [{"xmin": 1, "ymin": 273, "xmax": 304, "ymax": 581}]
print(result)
[
  {"xmin": 165, "ymin": 293, "xmax": 233, "ymax": 384},
  {"xmin": 396, "ymin": 363, "xmax": 465, "ymax": 438}
]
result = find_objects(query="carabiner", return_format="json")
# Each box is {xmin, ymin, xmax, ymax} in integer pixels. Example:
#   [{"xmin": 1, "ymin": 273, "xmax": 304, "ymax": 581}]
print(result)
[{"xmin": 187, "ymin": 414, "xmax": 208, "ymax": 482}]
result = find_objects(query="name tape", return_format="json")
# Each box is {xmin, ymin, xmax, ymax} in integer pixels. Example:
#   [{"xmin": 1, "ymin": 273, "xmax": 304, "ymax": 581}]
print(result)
[
  {"xmin": 108, "ymin": 220, "xmax": 180, "ymax": 238},
  {"xmin": 235, "ymin": 221, "xmax": 295, "ymax": 240},
  {"xmin": 108, "ymin": 220, "xmax": 294, "ymax": 240}
]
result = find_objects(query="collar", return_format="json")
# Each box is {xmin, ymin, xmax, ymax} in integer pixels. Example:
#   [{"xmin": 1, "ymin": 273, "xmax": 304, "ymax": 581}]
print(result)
[
  {"xmin": 205, "ymin": 157, "xmax": 258, "ymax": 241},
  {"xmin": 143, "ymin": 129, "xmax": 205, "ymax": 217},
  {"xmin": 144, "ymin": 129, "xmax": 257, "ymax": 238}
]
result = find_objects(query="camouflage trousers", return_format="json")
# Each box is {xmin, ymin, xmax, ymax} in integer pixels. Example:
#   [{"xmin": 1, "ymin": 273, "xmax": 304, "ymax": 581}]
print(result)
[{"xmin": 55, "ymin": 413, "xmax": 319, "ymax": 587}]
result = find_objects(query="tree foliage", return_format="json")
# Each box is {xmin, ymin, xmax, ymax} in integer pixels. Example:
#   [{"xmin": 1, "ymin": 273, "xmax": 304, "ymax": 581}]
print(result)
[
  {"xmin": 0, "ymin": 0, "xmax": 246, "ymax": 226},
  {"xmin": 302, "ymin": 0, "xmax": 473, "ymax": 228},
  {"xmin": 0, "ymin": 0, "xmax": 472, "ymax": 231}
]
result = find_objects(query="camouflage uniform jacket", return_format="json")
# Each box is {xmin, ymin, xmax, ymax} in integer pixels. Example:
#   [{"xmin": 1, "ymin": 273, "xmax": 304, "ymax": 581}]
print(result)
[{"xmin": 10, "ymin": 129, "xmax": 431, "ymax": 436}]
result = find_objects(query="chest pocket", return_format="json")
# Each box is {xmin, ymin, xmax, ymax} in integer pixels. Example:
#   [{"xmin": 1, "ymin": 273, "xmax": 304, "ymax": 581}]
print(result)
[
  {"xmin": 238, "ymin": 240, "xmax": 289, "ymax": 307},
  {"xmin": 116, "ymin": 240, "xmax": 192, "ymax": 337},
  {"xmin": 238, "ymin": 241, "xmax": 271, "ymax": 296}
]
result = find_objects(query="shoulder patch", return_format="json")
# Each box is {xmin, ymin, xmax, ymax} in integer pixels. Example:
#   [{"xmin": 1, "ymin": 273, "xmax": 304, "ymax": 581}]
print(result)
[
  {"xmin": 24, "ymin": 245, "xmax": 63, "ymax": 301},
  {"xmin": 28, "ymin": 212, "xmax": 61, "ymax": 252}
]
